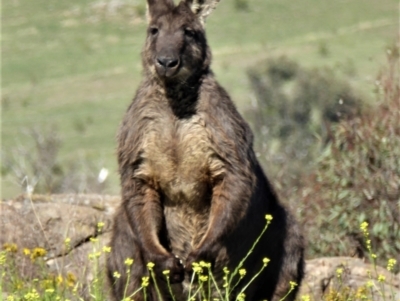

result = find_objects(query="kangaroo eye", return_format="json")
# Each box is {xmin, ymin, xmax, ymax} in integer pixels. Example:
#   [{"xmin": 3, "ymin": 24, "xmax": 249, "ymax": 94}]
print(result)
[
  {"xmin": 184, "ymin": 28, "xmax": 195, "ymax": 38},
  {"xmin": 149, "ymin": 27, "xmax": 159, "ymax": 36}
]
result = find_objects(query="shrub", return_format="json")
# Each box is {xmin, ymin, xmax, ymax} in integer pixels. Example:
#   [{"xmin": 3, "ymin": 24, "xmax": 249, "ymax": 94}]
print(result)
[
  {"xmin": 281, "ymin": 44, "xmax": 400, "ymax": 267},
  {"xmin": 245, "ymin": 56, "xmax": 362, "ymax": 180}
]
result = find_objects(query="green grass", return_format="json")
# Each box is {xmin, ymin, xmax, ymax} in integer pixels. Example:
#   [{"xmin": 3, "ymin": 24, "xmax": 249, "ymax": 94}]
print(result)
[{"xmin": 1, "ymin": 0, "xmax": 399, "ymax": 198}]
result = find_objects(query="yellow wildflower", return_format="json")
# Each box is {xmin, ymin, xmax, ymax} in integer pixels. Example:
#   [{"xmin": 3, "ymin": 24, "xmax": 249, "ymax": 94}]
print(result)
[
  {"xmin": 97, "ymin": 222, "xmax": 105, "ymax": 229},
  {"xmin": 113, "ymin": 271, "xmax": 121, "ymax": 279},
  {"xmin": 24, "ymin": 289, "xmax": 40, "ymax": 301},
  {"xmin": 262, "ymin": 257, "xmax": 270, "ymax": 266},
  {"xmin": 147, "ymin": 262, "xmax": 155, "ymax": 270},
  {"xmin": 289, "ymin": 281, "xmax": 298, "ymax": 290},
  {"xmin": 0, "ymin": 251, "xmax": 6, "ymax": 265},
  {"xmin": 57, "ymin": 274, "xmax": 63, "ymax": 285},
  {"xmin": 199, "ymin": 275, "xmax": 208, "ymax": 282},
  {"xmin": 265, "ymin": 214, "xmax": 273, "ymax": 222},
  {"xmin": 125, "ymin": 258, "xmax": 134, "ymax": 267},
  {"xmin": 192, "ymin": 262, "xmax": 203, "ymax": 274},
  {"xmin": 102, "ymin": 246, "xmax": 111, "ymax": 253},
  {"xmin": 31, "ymin": 247, "xmax": 47, "ymax": 261},
  {"xmin": 239, "ymin": 269, "xmax": 246, "ymax": 277},
  {"xmin": 377, "ymin": 274, "xmax": 385, "ymax": 283},
  {"xmin": 67, "ymin": 272, "xmax": 76, "ymax": 287},
  {"xmin": 3, "ymin": 243, "xmax": 18, "ymax": 253},
  {"xmin": 360, "ymin": 221, "xmax": 368, "ymax": 232},
  {"xmin": 336, "ymin": 268, "xmax": 343, "ymax": 278},
  {"xmin": 387, "ymin": 258, "xmax": 397, "ymax": 272},
  {"xmin": 301, "ymin": 295, "xmax": 310, "ymax": 301},
  {"xmin": 199, "ymin": 261, "xmax": 211, "ymax": 268},
  {"xmin": 142, "ymin": 276, "xmax": 150, "ymax": 287},
  {"xmin": 88, "ymin": 251, "xmax": 101, "ymax": 260},
  {"xmin": 237, "ymin": 292, "xmax": 246, "ymax": 301}
]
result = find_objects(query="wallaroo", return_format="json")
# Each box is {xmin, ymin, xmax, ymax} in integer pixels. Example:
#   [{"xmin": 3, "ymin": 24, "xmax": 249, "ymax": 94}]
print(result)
[{"xmin": 107, "ymin": 0, "xmax": 304, "ymax": 300}]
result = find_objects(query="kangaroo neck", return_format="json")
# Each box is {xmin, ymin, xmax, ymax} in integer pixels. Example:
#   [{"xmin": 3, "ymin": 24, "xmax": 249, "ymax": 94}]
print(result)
[{"xmin": 154, "ymin": 69, "xmax": 209, "ymax": 118}]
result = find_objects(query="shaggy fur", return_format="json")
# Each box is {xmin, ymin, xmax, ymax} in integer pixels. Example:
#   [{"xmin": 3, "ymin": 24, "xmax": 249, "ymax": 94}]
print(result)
[{"xmin": 107, "ymin": 0, "xmax": 304, "ymax": 300}]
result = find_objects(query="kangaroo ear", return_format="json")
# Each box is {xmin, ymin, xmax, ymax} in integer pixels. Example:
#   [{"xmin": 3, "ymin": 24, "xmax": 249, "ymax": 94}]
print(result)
[
  {"xmin": 146, "ymin": 0, "xmax": 175, "ymax": 22},
  {"xmin": 184, "ymin": 0, "xmax": 221, "ymax": 24}
]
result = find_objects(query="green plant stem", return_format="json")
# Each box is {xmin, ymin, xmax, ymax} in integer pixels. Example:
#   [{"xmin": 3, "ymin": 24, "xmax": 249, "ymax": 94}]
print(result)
[
  {"xmin": 165, "ymin": 276, "xmax": 176, "ymax": 301},
  {"xmin": 127, "ymin": 287, "xmax": 144, "ymax": 299},
  {"xmin": 229, "ymin": 221, "xmax": 270, "ymax": 289},
  {"xmin": 278, "ymin": 287, "xmax": 294, "ymax": 301},
  {"xmin": 187, "ymin": 271, "xmax": 196, "ymax": 300},
  {"xmin": 123, "ymin": 267, "xmax": 132, "ymax": 300},
  {"xmin": 235, "ymin": 263, "xmax": 267, "ymax": 301},
  {"xmin": 206, "ymin": 268, "xmax": 224, "ymax": 301},
  {"xmin": 149, "ymin": 269, "xmax": 164, "ymax": 301}
]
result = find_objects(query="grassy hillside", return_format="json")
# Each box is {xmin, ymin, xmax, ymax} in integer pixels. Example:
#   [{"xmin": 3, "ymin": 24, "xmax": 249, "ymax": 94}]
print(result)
[{"xmin": 1, "ymin": 0, "xmax": 398, "ymax": 198}]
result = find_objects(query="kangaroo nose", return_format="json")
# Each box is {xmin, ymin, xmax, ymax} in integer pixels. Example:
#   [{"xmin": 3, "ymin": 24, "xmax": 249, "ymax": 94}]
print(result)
[{"xmin": 157, "ymin": 57, "xmax": 179, "ymax": 69}]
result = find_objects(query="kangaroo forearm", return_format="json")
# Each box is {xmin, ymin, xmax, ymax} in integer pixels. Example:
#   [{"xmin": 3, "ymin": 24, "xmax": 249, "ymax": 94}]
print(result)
[
  {"xmin": 197, "ymin": 173, "xmax": 253, "ymax": 249},
  {"xmin": 123, "ymin": 186, "xmax": 169, "ymax": 256}
]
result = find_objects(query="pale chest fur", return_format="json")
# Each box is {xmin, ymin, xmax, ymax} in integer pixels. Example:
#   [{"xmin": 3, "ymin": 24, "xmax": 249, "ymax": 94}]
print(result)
[{"xmin": 137, "ymin": 113, "xmax": 223, "ymax": 206}]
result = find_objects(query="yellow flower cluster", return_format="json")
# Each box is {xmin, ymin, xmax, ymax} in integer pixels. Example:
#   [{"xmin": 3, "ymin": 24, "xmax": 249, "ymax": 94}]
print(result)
[
  {"xmin": 3, "ymin": 243, "xmax": 18, "ymax": 253},
  {"xmin": 142, "ymin": 276, "xmax": 150, "ymax": 287},
  {"xmin": 237, "ymin": 292, "xmax": 246, "ymax": 301},
  {"xmin": 336, "ymin": 267, "xmax": 344, "ymax": 278},
  {"xmin": 301, "ymin": 295, "xmax": 310, "ymax": 301},
  {"xmin": 199, "ymin": 275, "xmax": 208, "ymax": 282},
  {"xmin": 289, "ymin": 281, "xmax": 297, "ymax": 290},
  {"xmin": 387, "ymin": 258, "xmax": 397, "ymax": 272},
  {"xmin": 125, "ymin": 258, "xmax": 134, "ymax": 267},
  {"xmin": 88, "ymin": 251, "xmax": 101, "ymax": 260},
  {"xmin": 147, "ymin": 262, "xmax": 155, "ymax": 270},
  {"xmin": 97, "ymin": 222, "xmax": 105, "ymax": 230},
  {"xmin": 192, "ymin": 262, "xmax": 203, "ymax": 274},
  {"xmin": 359, "ymin": 222, "xmax": 372, "ymax": 252},
  {"xmin": 0, "ymin": 251, "xmax": 6, "ymax": 265},
  {"xmin": 23, "ymin": 289, "xmax": 40, "ymax": 301},
  {"xmin": 113, "ymin": 271, "xmax": 121, "ymax": 279},
  {"xmin": 31, "ymin": 247, "xmax": 47, "ymax": 261}
]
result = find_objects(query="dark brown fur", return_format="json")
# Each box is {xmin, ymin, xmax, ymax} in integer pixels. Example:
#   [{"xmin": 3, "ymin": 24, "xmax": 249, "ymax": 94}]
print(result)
[{"xmin": 107, "ymin": 0, "xmax": 304, "ymax": 300}]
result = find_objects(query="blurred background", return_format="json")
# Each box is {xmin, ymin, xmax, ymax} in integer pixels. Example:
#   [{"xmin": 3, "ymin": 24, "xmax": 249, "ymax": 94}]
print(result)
[{"xmin": 1, "ymin": 0, "xmax": 399, "ymax": 264}]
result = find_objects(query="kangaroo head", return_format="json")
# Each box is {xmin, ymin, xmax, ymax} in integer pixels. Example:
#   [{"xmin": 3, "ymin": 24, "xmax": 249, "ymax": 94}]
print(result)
[{"xmin": 143, "ymin": 0, "xmax": 220, "ymax": 82}]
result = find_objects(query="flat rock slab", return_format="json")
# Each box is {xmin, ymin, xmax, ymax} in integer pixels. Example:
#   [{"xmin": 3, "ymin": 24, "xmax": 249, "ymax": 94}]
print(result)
[{"xmin": 1, "ymin": 194, "xmax": 119, "ymax": 259}]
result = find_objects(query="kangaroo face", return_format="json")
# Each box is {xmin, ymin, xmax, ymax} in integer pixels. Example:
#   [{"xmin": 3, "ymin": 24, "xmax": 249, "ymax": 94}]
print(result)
[{"xmin": 143, "ymin": 1, "xmax": 212, "ymax": 82}]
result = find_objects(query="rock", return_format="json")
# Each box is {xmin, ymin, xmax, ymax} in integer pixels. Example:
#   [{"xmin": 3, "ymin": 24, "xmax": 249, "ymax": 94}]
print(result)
[
  {"xmin": 0, "ymin": 193, "xmax": 119, "ymax": 289},
  {"xmin": 1, "ymin": 194, "xmax": 119, "ymax": 257}
]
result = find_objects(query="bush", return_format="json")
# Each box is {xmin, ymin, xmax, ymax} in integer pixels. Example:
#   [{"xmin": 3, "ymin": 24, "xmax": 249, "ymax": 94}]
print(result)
[
  {"xmin": 281, "ymin": 44, "xmax": 400, "ymax": 267},
  {"xmin": 245, "ymin": 56, "xmax": 362, "ymax": 180}
]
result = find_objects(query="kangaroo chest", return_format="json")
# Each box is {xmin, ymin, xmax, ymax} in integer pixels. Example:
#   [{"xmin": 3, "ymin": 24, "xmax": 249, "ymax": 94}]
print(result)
[{"xmin": 138, "ymin": 114, "xmax": 220, "ymax": 205}]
